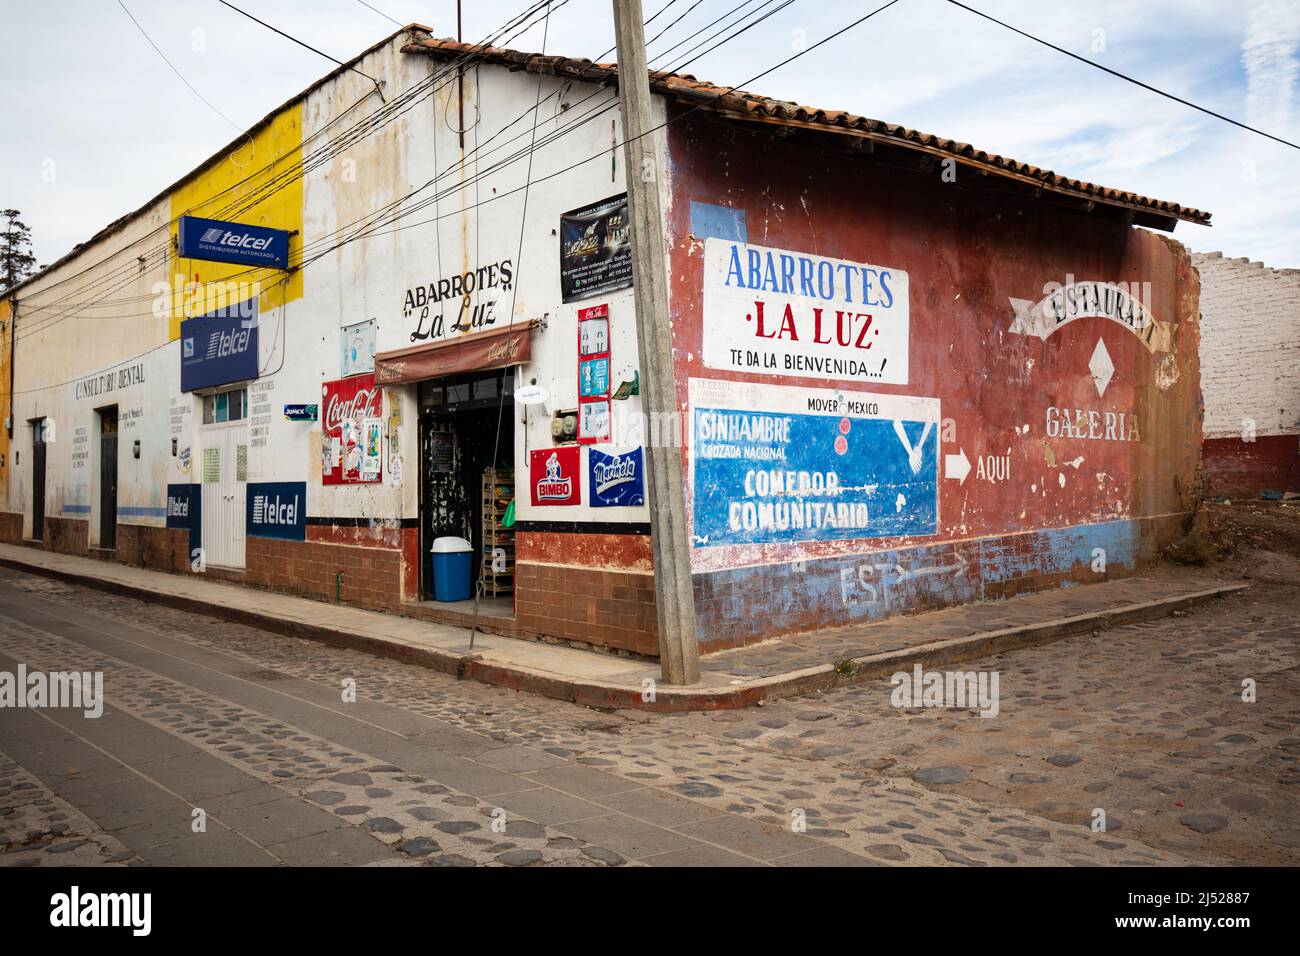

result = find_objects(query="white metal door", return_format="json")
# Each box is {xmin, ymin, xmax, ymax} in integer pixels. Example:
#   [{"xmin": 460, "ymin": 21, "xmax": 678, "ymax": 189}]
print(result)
[{"xmin": 200, "ymin": 422, "xmax": 247, "ymax": 569}]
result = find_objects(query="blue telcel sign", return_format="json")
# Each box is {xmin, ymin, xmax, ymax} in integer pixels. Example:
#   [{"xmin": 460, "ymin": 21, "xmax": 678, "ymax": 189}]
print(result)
[
  {"xmin": 180, "ymin": 299, "xmax": 259, "ymax": 392},
  {"xmin": 247, "ymin": 481, "xmax": 306, "ymax": 541},
  {"xmin": 165, "ymin": 484, "xmax": 194, "ymax": 529},
  {"xmin": 178, "ymin": 215, "xmax": 290, "ymax": 269},
  {"xmin": 689, "ymin": 379, "xmax": 940, "ymax": 548}
]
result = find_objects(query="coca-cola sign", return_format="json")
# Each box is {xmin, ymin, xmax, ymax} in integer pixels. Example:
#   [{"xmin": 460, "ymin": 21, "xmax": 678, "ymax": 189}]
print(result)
[{"xmin": 322, "ymin": 374, "xmax": 383, "ymax": 485}]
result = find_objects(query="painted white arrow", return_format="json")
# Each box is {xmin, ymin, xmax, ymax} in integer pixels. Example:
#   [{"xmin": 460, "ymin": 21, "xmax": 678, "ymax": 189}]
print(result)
[
  {"xmin": 905, "ymin": 555, "xmax": 967, "ymax": 579},
  {"xmin": 945, "ymin": 448, "xmax": 971, "ymax": 484}
]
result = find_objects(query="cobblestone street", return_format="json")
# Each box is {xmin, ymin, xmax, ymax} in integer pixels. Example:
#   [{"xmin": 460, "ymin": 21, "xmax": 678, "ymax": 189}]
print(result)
[{"xmin": 3, "ymin": 549, "xmax": 1297, "ymax": 868}]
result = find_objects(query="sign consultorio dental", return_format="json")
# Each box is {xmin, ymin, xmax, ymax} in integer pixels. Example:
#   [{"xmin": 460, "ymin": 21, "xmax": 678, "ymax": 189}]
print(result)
[
  {"xmin": 180, "ymin": 299, "xmax": 259, "ymax": 393},
  {"xmin": 178, "ymin": 215, "xmax": 290, "ymax": 270}
]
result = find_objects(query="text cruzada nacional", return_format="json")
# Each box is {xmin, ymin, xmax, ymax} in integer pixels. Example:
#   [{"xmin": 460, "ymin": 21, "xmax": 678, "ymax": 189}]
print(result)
[{"xmin": 697, "ymin": 411, "xmax": 870, "ymax": 534}]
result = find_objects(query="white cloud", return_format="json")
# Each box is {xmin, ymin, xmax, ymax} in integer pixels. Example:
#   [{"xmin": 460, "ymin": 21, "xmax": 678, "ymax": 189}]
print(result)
[{"xmin": 1243, "ymin": 0, "xmax": 1300, "ymax": 132}]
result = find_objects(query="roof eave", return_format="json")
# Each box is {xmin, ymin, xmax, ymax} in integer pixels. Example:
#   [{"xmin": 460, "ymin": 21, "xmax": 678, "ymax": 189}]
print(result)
[{"xmin": 402, "ymin": 36, "xmax": 1210, "ymax": 232}]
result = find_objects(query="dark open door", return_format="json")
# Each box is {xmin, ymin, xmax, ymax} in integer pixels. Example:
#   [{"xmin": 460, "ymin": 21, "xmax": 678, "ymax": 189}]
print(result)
[
  {"xmin": 31, "ymin": 419, "xmax": 46, "ymax": 541},
  {"xmin": 99, "ymin": 407, "xmax": 118, "ymax": 550}
]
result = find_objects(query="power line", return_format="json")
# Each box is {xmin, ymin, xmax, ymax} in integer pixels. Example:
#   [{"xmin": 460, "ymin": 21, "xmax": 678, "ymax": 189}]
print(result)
[
  {"xmin": 5, "ymin": 0, "xmax": 703, "ymax": 336},
  {"xmin": 647, "ymin": 0, "xmax": 702, "ymax": 45},
  {"xmin": 18, "ymin": 0, "xmax": 808, "ymax": 333},
  {"xmin": 15, "ymin": 0, "xmax": 601, "ymax": 324},
  {"xmin": 12, "ymin": 0, "xmax": 897, "ymax": 388},
  {"xmin": 214, "ymin": 0, "xmax": 387, "ymax": 98},
  {"xmin": 947, "ymin": 0, "xmax": 1300, "ymax": 152},
  {"xmin": 473, "ymin": 0, "xmax": 555, "ymax": 649},
  {"xmin": 305, "ymin": 0, "xmax": 903, "ymax": 260},
  {"xmin": 14, "ymin": 0, "xmax": 837, "ymax": 341},
  {"xmin": 116, "ymin": 0, "xmax": 245, "ymax": 133},
  {"xmin": 15, "ymin": 0, "xmax": 562, "ymax": 320},
  {"xmin": 355, "ymin": 0, "xmax": 402, "ymax": 26}
]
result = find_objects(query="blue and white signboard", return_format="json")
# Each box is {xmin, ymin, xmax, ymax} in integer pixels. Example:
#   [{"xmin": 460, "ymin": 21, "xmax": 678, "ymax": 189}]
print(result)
[
  {"xmin": 283, "ymin": 404, "xmax": 318, "ymax": 422},
  {"xmin": 165, "ymin": 483, "xmax": 195, "ymax": 529},
  {"xmin": 178, "ymin": 215, "xmax": 290, "ymax": 270},
  {"xmin": 589, "ymin": 446, "xmax": 646, "ymax": 508},
  {"xmin": 180, "ymin": 299, "xmax": 259, "ymax": 392},
  {"xmin": 701, "ymin": 238, "xmax": 910, "ymax": 386},
  {"xmin": 247, "ymin": 481, "xmax": 306, "ymax": 541},
  {"xmin": 340, "ymin": 319, "xmax": 377, "ymax": 377},
  {"xmin": 689, "ymin": 378, "xmax": 939, "ymax": 548}
]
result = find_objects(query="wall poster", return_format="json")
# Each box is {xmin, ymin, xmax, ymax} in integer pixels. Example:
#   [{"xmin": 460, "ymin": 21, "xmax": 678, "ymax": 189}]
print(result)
[
  {"xmin": 322, "ymin": 374, "xmax": 383, "ymax": 485},
  {"xmin": 340, "ymin": 319, "xmax": 378, "ymax": 376},
  {"xmin": 560, "ymin": 194, "xmax": 632, "ymax": 303},
  {"xmin": 529, "ymin": 446, "xmax": 581, "ymax": 506},
  {"xmin": 577, "ymin": 303, "xmax": 612, "ymax": 444}
]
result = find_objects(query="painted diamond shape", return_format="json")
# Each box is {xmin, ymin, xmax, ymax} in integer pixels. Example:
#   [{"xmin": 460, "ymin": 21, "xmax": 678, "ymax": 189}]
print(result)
[{"xmin": 1089, "ymin": 337, "xmax": 1114, "ymax": 397}]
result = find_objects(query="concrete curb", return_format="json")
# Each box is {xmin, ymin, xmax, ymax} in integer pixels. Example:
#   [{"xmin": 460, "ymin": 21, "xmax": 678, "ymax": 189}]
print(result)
[{"xmin": 0, "ymin": 551, "xmax": 1248, "ymax": 712}]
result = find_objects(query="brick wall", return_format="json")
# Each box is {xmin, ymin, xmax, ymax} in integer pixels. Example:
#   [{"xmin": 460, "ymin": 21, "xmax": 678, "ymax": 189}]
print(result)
[
  {"xmin": 45, "ymin": 516, "xmax": 88, "ymax": 555},
  {"xmin": 515, "ymin": 562, "xmax": 658, "ymax": 657},
  {"xmin": 1192, "ymin": 252, "xmax": 1300, "ymax": 494},
  {"xmin": 0, "ymin": 511, "xmax": 22, "ymax": 543},
  {"xmin": 1203, "ymin": 434, "xmax": 1300, "ymax": 496},
  {"xmin": 514, "ymin": 530, "xmax": 658, "ymax": 657},
  {"xmin": 8, "ymin": 518, "xmax": 406, "ymax": 614},
  {"xmin": 245, "ymin": 532, "xmax": 403, "ymax": 612},
  {"xmin": 693, "ymin": 514, "xmax": 1183, "ymax": 652},
  {"xmin": 1194, "ymin": 252, "xmax": 1300, "ymax": 438}
]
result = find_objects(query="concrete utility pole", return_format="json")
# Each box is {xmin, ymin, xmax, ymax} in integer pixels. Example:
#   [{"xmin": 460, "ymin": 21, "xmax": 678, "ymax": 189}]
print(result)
[{"xmin": 611, "ymin": 0, "xmax": 701, "ymax": 685}]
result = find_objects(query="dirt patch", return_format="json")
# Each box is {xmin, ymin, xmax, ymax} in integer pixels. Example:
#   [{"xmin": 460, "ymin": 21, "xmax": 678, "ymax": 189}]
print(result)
[{"xmin": 1202, "ymin": 500, "xmax": 1300, "ymax": 584}]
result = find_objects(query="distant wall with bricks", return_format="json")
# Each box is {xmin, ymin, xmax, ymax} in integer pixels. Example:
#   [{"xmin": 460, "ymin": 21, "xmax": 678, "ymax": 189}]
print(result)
[{"xmin": 1193, "ymin": 252, "xmax": 1300, "ymax": 494}]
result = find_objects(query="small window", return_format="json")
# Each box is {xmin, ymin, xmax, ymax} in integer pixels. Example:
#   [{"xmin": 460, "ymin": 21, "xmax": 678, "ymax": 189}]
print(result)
[{"xmin": 202, "ymin": 386, "xmax": 247, "ymax": 424}]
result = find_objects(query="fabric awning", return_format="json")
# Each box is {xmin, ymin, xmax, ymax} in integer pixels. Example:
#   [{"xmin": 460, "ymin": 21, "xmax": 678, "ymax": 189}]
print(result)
[{"xmin": 374, "ymin": 322, "xmax": 534, "ymax": 385}]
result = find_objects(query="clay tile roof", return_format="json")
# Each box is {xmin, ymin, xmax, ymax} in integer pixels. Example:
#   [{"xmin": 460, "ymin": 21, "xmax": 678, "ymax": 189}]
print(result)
[{"xmin": 404, "ymin": 34, "xmax": 1211, "ymax": 227}]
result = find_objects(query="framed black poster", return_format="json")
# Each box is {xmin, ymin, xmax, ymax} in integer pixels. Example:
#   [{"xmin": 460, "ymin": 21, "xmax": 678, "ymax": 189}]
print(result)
[
  {"xmin": 560, "ymin": 194, "xmax": 633, "ymax": 303},
  {"xmin": 429, "ymin": 431, "xmax": 456, "ymax": 474}
]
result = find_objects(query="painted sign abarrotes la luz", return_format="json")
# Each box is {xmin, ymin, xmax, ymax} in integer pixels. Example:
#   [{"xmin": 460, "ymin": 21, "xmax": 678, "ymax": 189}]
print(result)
[
  {"xmin": 690, "ymin": 378, "xmax": 940, "ymax": 548},
  {"xmin": 702, "ymin": 238, "xmax": 911, "ymax": 386},
  {"xmin": 178, "ymin": 215, "xmax": 291, "ymax": 270}
]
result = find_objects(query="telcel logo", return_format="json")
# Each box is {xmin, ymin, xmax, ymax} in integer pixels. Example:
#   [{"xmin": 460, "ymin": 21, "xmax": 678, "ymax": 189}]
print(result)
[
  {"xmin": 206, "ymin": 327, "xmax": 252, "ymax": 360},
  {"xmin": 203, "ymin": 228, "xmax": 274, "ymax": 251},
  {"xmin": 253, "ymin": 493, "xmax": 299, "ymax": 526}
]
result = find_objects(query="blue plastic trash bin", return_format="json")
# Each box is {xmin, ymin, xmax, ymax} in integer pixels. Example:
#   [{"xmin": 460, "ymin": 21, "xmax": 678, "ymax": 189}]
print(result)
[{"xmin": 431, "ymin": 536, "xmax": 473, "ymax": 602}]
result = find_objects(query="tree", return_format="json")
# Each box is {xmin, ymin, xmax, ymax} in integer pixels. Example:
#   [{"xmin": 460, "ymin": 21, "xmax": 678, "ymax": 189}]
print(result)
[{"xmin": 1, "ymin": 209, "xmax": 37, "ymax": 295}]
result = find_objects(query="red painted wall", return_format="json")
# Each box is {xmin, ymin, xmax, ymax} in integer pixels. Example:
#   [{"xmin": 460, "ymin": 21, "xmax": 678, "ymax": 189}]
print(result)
[
  {"xmin": 1203, "ymin": 434, "xmax": 1300, "ymax": 496},
  {"xmin": 665, "ymin": 109, "xmax": 1202, "ymax": 648}
]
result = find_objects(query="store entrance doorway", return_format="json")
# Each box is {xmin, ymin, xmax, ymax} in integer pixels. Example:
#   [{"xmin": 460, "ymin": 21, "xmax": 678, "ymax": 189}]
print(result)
[
  {"xmin": 417, "ymin": 368, "xmax": 515, "ymax": 611},
  {"xmin": 97, "ymin": 405, "xmax": 118, "ymax": 550}
]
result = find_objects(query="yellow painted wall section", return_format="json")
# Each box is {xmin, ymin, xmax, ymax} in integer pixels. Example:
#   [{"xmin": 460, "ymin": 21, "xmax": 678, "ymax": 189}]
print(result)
[{"xmin": 167, "ymin": 103, "xmax": 304, "ymax": 338}]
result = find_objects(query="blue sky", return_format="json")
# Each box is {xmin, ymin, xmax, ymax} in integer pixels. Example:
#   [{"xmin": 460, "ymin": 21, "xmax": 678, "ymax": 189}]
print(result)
[{"xmin": 2, "ymin": 0, "xmax": 1297, "ymax": 268}]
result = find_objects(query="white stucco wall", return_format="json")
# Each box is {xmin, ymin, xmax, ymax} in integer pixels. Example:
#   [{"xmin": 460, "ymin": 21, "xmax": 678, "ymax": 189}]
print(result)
[{"xmin": 5, "ymin": 30, "xmax": 671, "ymax": 540}]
